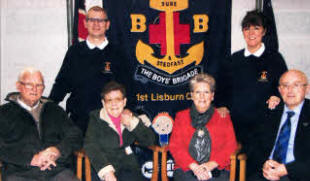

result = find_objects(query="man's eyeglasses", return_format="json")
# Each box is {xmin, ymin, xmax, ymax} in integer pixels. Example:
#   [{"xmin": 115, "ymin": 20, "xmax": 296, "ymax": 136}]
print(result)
[
  {"xmin": 86, "ymin": 18, "xmax": 109, "ymax": 23},
  {"xmin": 19, "ymin": 82, "xmax": 45, "ymax": 90},
  {"xmin": 279, "ymin": 83, "xmax": 307, "ymax": 90}
]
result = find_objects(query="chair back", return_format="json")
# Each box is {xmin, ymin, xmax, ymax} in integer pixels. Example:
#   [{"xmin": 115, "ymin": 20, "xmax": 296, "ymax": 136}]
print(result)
[
  {"xmin": 230, "ymin": 143, "xmax": 247, "ymax": 181},
  {"xmin": 75, "ymin": 150, "xmax": 91, "ymax": 181}
]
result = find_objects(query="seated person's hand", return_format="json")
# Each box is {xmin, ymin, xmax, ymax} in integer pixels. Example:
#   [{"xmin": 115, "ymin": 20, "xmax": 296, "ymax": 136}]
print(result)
[
  {"xmin": 201, "ymin": 161, "xmax": 218, "ymax": 172},
  {"xmin": 30, "ymin": 152, "xmax": 56, "ymax": 171},
  {"xmin": 39, "ymin": 159, "xmax": 57, "ymax": 171},
  {"xmin": 30, "ymin": 146, "xmax": 60, "ymax": 171},
  {"xmin": 137, "ymin": 114, "xmax": 152, "ymax": 127},
  {"xmin": 30, "ymin": 153, "xmax": 42, "ymax": 167},
  {"xmin": 263, "ymin": 160, "xmax": 287, "ymax": 181},
  {"xmin": 266, "ymin": 96, "xmax": 280, "ymax": 110},
  {"xmin": 43, "ymin": 146, "xmax": 61, "ymax": 161},
  {"xmin": 104, "ymin": 171, "xmax": 117, "ymax": 181},
  {"xmin": 189, "ymin": 163, "xmax": 213, "ymax": 180},
  {"xmin": 216, "ymin": 107, "xmax": 229, "ymax": 118},
  {"xmin": 121, "ymin": 109, "xmax": 133, "ymax": 127}
]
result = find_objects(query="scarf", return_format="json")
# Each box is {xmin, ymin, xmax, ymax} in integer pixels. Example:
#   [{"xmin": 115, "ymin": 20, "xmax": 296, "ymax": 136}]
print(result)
[
  {"xmin": 189, "ymin": 104, "xmax": 214, "ymax": 164},
  {"xmin": 109, "ymin": 114, "xmax": 123, "ymax": 146}
]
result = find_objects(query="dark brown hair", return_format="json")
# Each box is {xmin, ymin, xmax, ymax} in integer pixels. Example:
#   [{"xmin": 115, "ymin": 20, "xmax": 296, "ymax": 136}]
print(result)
[
  {"xmin": 241, "ymin": 10, "xmax": 266, "ymax": 29},
  {"xmin": 101, "ymin": 81, "xmax": 126, "ymax": 99}
]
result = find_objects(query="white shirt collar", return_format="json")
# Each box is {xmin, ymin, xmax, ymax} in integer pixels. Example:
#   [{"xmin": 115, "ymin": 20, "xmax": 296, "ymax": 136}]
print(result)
[
  {"xmin": 244, "ymin": 43, "xmax": 265, "ymax": 57},
  {"xmin": 284, "ymin": 100, "xmax": 304, "ymax": 117},
  {"xmin": 86, "ymin": 38, "xmax": 109, "ymax": 50},
  {"xmin": 17, "ymin": 98, "xmax": 40, "ymax": 111}
]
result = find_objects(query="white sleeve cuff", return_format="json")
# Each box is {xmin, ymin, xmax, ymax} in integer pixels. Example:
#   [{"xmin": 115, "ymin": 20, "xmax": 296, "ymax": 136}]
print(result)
[
  {"xmin": 126, "ymin": 116, "xmax": 139, "ymax": 132},
  {"xmin": 97, "ymin": 165, "xmax": 115, "ymax": 180}
]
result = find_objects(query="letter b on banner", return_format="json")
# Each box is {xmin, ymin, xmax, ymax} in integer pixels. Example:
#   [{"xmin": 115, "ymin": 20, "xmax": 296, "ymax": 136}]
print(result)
[
  {"xmin": 131, "ymin": 14, "xmax": 147, "ymax": 32},
  {"xmin": 193, "ymin": 14, "xmax": 209, "ymax": 33}
]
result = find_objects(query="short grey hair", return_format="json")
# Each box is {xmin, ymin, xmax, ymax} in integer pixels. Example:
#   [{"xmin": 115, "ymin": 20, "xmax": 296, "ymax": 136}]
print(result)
[
  {"xmin": 18, "ymin": 67, "xmax": 44, "ymax": 84},
  {"xmin": 189, "ymin": 73, "xmax": 216, "ymax": 92}
]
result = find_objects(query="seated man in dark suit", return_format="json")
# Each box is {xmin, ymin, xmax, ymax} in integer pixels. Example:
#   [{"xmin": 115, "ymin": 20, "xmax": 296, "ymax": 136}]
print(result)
[
  {"xmin": 0, "ymin": 67, "xmax": 83, "ymax": 181},
  {"xmin": 248, "ymin": 69, "xmax": 310, "ymax": 181}
]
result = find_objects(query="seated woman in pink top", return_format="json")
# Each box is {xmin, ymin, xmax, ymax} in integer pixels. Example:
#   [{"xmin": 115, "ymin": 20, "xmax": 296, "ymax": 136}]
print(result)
[
  {"xmin": 169, "ymin": 73, "xmax": 237, "ymax": 181},
  {"xmin": 84, "ymin": 81, "xmax": 155, "ymax": 181}
]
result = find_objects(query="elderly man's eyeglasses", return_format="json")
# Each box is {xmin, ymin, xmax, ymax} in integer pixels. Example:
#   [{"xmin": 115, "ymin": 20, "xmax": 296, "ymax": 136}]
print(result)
[
  {"xmin": 86, "ymin": 18, "xmax": 109, "ymax": 23},
  {"xmin": 279, "ymin": 83, "xmax": 307, "ymax": 90},
  {"xmin": 20, "ymin": 82, "xmax": 45, "ymax": 90}
]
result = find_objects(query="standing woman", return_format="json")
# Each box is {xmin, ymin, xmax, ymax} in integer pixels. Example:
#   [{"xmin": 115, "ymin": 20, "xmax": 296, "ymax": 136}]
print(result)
[
  {"xmin": 170, "ymin": 73, "xmax": 237, "ymax": 181},
  {"xmin": 216, "ymin": 10, "xmax": 287, "ymax": 147}
]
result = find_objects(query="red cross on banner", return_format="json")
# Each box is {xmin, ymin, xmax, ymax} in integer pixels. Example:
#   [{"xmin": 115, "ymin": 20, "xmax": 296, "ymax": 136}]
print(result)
[{"xmin": 149, "ymin": 12, "xmax": 190, "ymax": 56}]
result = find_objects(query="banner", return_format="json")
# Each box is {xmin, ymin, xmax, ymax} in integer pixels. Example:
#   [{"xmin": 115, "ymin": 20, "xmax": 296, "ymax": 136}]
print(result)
[
  {"xmin": 262, "ymin": 0, "xmax": 279, "ymax": 51},
  {"xmin": 105, "ymin": 1, "xmax": 232, "ymax": 178},
  {"xmin": 73, "ymin": 0, "xmax": 232, "ymax": 120},
  {"xmin": 73, "ymin": 0, "xmax": 231, "ymax": 179},
  {"xmin": 104, "ymin": 0, "xmax": 232, "ymax": 121}
]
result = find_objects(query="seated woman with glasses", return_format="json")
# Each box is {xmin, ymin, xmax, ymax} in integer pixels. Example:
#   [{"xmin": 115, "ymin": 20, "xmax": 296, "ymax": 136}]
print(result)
[
  {"xmin": 84, "ymin": 81, "xmax": 155, "ymax": 181},
  {"xmin": 169, "ymin": 73, "xmax": 237, "ymax": 181}
]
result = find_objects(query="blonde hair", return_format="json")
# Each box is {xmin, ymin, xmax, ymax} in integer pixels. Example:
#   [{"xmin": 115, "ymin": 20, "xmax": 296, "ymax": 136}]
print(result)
[{"xmin": 189, "ymin": 73, "xmax": 216, "ymax": 92}]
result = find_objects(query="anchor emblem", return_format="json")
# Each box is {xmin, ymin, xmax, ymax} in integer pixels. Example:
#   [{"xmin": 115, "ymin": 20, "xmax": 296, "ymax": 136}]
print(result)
[{"xmin": 136, "ymin": 0, "xmax": 204, "ymax": 74}]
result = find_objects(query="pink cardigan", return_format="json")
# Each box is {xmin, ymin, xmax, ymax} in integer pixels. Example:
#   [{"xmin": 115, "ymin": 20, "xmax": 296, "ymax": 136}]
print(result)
[{"xmin": 169, "ymin": 108, "xmax": 237, "ymax": 171}]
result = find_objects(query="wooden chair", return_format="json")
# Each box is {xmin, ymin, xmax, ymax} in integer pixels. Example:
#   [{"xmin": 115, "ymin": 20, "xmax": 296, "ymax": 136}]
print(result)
[
  {"xmin": 158, "ymin": 143, "xmax": 247, "ymax": 181},
  {"xmin": 75, "ymin": 150, "xmax": 91, "ymax": 181},
  {"xmin": 76, "ymin": 145, "xmax": 247, "ymax": 181},
  {"xmin": 75, "ymin": 147, "xmax": 161, "ymax": 181},
  {"xmin": 150, "ymin": 145, "xmax": 169, "ymax": 181},
  {"xmin": 237, "ymin": 153, "xmax": 247, "ymax": 181},
  {"xmin": 230, "ymin": 144, "xmax": 247, "ymax": 181},
  {"xmin": 149, "ymin": 145, "xmax": 160, "ymax": 181}
]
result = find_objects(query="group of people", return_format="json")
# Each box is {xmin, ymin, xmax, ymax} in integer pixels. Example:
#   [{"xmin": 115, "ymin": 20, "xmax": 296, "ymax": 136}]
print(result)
[
  {"xmin": 170, "ymin": 69, "xmax": 310, "ymax": 181},
  {"xmin": 168, "ymin": 9, "xmax": 309, "ymax": 181},
  {"xmin": 0, "ymin": 6, "xmax": 154, "ymax": 181},
  {"xmin": 0, "ymin": 5, "xmax": 309, "ymax": 181}
]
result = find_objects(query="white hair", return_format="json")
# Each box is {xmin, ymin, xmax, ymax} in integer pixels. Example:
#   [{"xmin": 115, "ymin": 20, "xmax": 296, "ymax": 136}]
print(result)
[{"xmin": 18, "ymin": 67, "xmax": 44, "ymax": 84}]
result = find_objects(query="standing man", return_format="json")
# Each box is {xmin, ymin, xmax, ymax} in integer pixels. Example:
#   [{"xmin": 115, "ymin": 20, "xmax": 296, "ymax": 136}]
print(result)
[
  {"xmin": 0, "ymin": 67, "xmax": 82, "ymax": 181},
  {"xmin": 248, "ymin": 70, "xmax": 310, "ymax": 181},
  {"xmin": 49, "ymin": 6, "xmax": 129, "ymax": 134}
]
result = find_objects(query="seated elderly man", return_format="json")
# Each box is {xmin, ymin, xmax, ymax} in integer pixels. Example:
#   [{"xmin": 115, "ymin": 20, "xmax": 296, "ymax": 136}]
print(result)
[
  {"xmin": 247, "ymin": 69, "xmax": 310, "ymax": 181},
  {"xmin": 0, "ymin": 67, "xmax": 82, "ymax": 181}
]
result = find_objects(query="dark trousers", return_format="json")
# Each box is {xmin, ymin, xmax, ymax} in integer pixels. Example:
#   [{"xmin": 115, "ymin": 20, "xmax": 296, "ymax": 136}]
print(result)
[
  {"xmin": 117, "ymin": 168, "xmax": 144, "ymax": 181},
  {"xmin": 91, "ymin": 167, "xmax": 144, "ymax": 181},
  {"xmin": 4, "ymin": 169, "xmax": 79, "ymax": 181},
  {"xmin": 173, "ymin": 168, "xmax": 229, "ymax": 181},
  {"xmin": 249, "ymin": 173, "xmax": 291, "ymax": 181}
]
